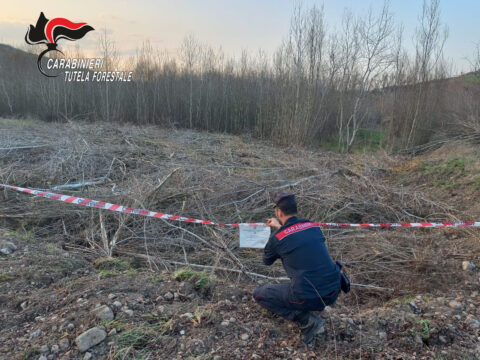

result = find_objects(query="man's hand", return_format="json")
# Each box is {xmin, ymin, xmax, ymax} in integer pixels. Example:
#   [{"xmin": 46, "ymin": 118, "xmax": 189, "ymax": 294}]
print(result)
[{"xmin": 266, "ymin": 217, "xmax": 281, "ymax": 230}]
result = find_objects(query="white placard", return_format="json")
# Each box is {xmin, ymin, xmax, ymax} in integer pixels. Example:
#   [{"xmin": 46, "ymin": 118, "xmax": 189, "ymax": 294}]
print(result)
[{"xmin": 239, "ymin": 224, "xmax": 271, "ymax": 248}]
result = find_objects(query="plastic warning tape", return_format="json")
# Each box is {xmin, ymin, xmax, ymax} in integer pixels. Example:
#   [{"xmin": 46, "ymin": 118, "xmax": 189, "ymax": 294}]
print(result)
[
  {"xmin": 1, "ymin": 183, "xmax": 480, "ymax": 228},
  {"xmin": 0, "ymin": 184, "xmax": 261, "ymax": 227}
]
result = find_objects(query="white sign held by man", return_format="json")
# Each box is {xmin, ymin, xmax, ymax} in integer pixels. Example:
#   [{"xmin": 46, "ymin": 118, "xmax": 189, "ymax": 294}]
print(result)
[{"xmin": 239, "ymin": 224, "xmax": 270, "ymax": 248}]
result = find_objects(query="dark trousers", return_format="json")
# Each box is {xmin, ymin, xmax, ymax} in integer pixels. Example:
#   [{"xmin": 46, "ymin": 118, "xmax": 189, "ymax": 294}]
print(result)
[{"xmin": 253, "ymin": 283, "xmax": 339, "ymax": 325}]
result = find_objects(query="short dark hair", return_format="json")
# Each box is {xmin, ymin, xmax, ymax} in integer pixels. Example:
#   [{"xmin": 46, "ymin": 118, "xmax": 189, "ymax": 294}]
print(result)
[{"xmin": 273, "ymin": 192, "xmax": 297, "ymax": 215}]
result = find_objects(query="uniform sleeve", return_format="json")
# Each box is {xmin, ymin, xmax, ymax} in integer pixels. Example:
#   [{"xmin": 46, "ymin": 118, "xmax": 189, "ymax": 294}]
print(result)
[{"xmin": 263, "ymin": 233, "xmax": 280, "ymax": 265}]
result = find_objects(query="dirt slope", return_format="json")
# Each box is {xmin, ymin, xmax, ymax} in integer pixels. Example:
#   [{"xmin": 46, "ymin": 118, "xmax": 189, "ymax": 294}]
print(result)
[{"xmin": 1, "ymin": 228, "xmax": 480, "ymax": 360}]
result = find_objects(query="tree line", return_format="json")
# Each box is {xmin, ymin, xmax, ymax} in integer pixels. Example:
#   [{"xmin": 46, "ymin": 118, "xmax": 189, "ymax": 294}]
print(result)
[{"xmin": 0, "ymin": 0, "xmax": 479, "ymax": 152}]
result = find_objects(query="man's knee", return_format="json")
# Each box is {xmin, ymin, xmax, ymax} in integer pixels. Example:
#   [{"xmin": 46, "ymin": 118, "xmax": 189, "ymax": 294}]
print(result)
[{"xmin": 252, "ymin": 285, "xmax": 266, "ymax": 302}]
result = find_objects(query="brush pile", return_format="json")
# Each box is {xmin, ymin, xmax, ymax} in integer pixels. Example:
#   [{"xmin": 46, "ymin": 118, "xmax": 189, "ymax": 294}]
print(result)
[{"xmin": 1, "ymin": 119, "xmax": 478, "ymax": 304}]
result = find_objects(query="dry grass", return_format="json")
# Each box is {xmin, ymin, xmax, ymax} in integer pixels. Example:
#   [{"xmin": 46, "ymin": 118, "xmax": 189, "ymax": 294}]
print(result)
[{"xmin": 1, "ymin": 118, "xmax": 478, "ymax": 305}]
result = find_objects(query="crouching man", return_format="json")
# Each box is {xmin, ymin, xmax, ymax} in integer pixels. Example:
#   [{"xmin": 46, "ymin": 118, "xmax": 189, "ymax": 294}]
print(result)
[{"xmin": 253, "ymin": 191, "xmax": 341, "ymax": 344}]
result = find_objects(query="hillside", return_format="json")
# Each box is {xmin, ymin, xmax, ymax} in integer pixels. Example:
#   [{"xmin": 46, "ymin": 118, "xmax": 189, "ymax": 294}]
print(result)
[
  {"xmin": 0, "ymin": 44, "xmax": 37, "ymax": 75},
  {"xmin": 1, "ymin": 118, "xmax": 480, "ymax": 359}
]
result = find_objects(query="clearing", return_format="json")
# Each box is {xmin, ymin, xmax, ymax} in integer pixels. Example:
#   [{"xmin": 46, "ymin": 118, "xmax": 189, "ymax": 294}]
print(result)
[{"xmin": 1, "ymin": 118, "xmax": 480, "ymax": 359}]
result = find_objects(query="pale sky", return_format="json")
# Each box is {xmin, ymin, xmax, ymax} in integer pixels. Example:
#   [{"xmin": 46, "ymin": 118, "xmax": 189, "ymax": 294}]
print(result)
[{"xmin": 1, "ymin": 0, "xmax": 479, "ymax": 74}]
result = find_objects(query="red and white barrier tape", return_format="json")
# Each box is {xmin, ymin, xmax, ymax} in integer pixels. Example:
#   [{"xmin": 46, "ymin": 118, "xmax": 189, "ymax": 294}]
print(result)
[
  {"xmin": 0, "ymin": 184, "xmax": 261, "ymax": 227},
  {"xmin": 1, "ymin": 183, "xmax": 480, "ymax": 228}
]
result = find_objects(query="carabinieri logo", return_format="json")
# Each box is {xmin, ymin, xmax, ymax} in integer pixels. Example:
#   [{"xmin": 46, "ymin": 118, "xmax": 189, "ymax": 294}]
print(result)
[{"xmin": 25, "ymin": 12, "xmax": 94, "ymax": 77}]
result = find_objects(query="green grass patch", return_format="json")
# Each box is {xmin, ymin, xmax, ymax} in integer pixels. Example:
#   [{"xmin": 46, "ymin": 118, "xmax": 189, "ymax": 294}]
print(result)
[
  {"xmin": 103, "ymin": 318, "xmax": 173, "ymax": 358},
  {"xmin": 98, "ymin": 270, "xmax": 119, "ymax": 278},
  {"xmin": 407, "ymin": 318, "xmax": 432, "ymax": 341},
  {"xmin": 0, "ymin": 273, "xmax": 12, "ymax": 282},
  {"xmin": 94, "ymin": 257, "xmax": 141, "ymax": 278},
  {"xmin": 317, "ymin": 129, "xmax": 385, "ymax": 153},
  {"xmin": 386, "ymin": 294, "xmax": 415, "ymax": 306},
  {"xmin": 355, "ymin": 129, "xmax": 384, "ymax": 150},
  {"xmin": 194, "ymin": 274, "xmax": 211, "ymax": 290},
  {"xmin": 419, "ymin": 157, "xmax": 472, "ymax": 188},
  {"xmin": 117, "ymin": 322, "xmax": 169, "ymax": 349},
  {"xmin": 173, "ymin": 267, "xmax": 213, "ymax": 290},
  {"xmin": 173, "ymin": 267, "xmax": 197, "ymax": 281},
  {"xmin": 445, "ymin": 158, "xmax": 467, "ymax": 174},
  {"xmin": 463, "ymin": 73, "xmax": 480, "ymax": 85},
  {"xmin": 420, "ymin": 158, "xmax": 469, "ymax": 177},
  {"xmin": 4, "ymin": 228, "xmax": 34, "ymax": 242},
  {"xmin": 0, "ymin": 117, "xmax": 36, "ymax": 127},
  {"xmin": 149, "ymin": 274, "xmax": 163, "ymax": 283},
  {"xmin": 126, "ymin": 269, "xmax": 138, "ymax": 276}
]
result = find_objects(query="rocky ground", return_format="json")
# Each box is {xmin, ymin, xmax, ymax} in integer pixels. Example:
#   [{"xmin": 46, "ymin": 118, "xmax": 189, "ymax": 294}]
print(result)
[{"xmin": 1, "ymin": 228, "xmax": 480, "ymax": 360}]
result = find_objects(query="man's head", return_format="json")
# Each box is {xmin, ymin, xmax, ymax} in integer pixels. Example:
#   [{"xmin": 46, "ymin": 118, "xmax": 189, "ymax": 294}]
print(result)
[{"xmin": 272, "ymin": 191, "xmax": 297, "ymax": 225}]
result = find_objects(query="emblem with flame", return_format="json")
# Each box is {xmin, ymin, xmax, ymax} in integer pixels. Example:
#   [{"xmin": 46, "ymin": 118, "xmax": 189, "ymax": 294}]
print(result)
[{"xmin": 25, "ymin": 12, "xmax": 94, "ymax": 77}]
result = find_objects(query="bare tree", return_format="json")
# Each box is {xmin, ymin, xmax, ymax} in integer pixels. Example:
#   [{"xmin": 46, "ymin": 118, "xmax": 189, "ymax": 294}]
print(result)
[
  {"xmin": 0, "ymin": 63, "xmax": 13, "ymax": 115},
  {"xmin": 180, "ymin": 34, "xmax": 199, "ymax": 129},
  {"xmin": 98, "ymin": 28, "xmax": 118, "ymax": 122},
  {"xmin": 331, "ymin": 2, "xmax": 395, "ymax": 152},
  {"xmin": 406, "ymin": 0, "xmax": 448, "ymax": 147},
  {"xmin": 468, "ymin": 43, "xmax": 480, "ymax": 73}
]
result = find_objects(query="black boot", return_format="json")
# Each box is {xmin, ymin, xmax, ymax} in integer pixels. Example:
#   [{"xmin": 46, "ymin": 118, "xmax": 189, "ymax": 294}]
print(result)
[
  {"xmin": 300, "ymin": 314, "xmax": 324, "ymax": 344},
  {"xmin": 293, "ymin": 310, "xmax": 310, "ymax": 326}
]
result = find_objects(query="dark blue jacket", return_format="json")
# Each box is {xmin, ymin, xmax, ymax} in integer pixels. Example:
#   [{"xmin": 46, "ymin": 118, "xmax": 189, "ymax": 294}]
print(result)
[{"xmin": 263, "ymin": 216, "xmax": 341, "ymax": 299}]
